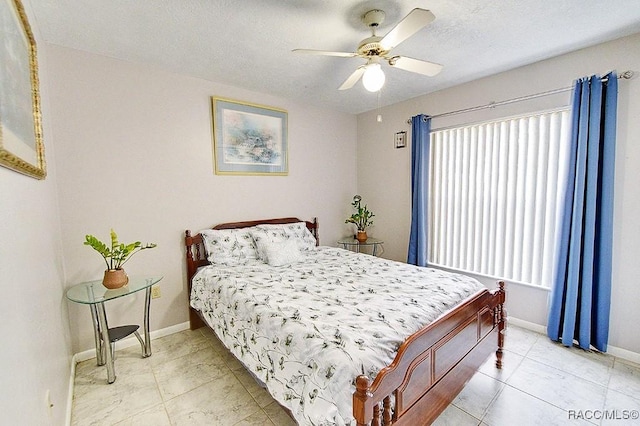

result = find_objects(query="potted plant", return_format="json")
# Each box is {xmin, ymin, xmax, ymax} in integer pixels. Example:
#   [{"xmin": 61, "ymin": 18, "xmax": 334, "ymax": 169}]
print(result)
[
  {"xmin": 84, "ymin": 229, "xmax": 157, "ymax": 289},
  {"xmin": 345, "ymin": 195, "xmax": 375, "ymax": 242}
]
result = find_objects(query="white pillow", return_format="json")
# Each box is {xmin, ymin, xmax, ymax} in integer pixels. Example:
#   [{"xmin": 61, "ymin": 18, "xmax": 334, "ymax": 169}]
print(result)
[
  {"xmin": 254, "ymin": 222, "xmax": 317, "ymax": 251},
  {"xmin": 249, "ymin": 227, "xmax": 286, "ymax": 261},
  {"xmin": 200, "ymin": 228, "xmax": 258, "ymax": 265},
  {"xmin": 263, "ymin": 240, "xmax": 302, "ymax": 267}
]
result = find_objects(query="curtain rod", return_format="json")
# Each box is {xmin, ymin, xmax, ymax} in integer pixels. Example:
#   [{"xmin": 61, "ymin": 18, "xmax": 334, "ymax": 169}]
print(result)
[{"xmin": 406, "ymin": 70, "xmax": 634, "ymax": 124}]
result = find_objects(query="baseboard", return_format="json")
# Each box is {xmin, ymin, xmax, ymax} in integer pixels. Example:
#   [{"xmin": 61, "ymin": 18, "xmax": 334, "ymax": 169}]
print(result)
[
  {"xmin": 66, "ymin": 321, "xmax": 191, "ymax": 425},
  {"xmin": 65, "ymin": 354, "xmax": 76, "ymax": 426},
  {"xmin": 508, "ymin": 316, "xmax": 640, "ymax": 365},
  {"xmin": 607, "ymin": 345, "xmax": 640, "ymax": 366},
  {"xmin": 507, "ymin": 316, "xmax": 547, "ymax": 334}
]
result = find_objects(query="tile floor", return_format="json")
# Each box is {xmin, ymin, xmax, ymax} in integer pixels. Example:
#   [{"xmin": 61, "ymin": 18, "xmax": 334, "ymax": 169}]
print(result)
[{"xmin": 71, "ymin": 325, "xmax": 640, "ymax": 425}]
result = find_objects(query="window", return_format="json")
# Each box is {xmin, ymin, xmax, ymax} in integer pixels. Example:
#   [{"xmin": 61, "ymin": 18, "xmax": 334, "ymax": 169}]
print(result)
[{"xmin": 428, "ymin": 109, "xmax": 571, "ymax": 287}]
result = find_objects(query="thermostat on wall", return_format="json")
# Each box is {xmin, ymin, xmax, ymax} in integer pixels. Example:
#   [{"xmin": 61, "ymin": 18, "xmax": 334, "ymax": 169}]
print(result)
[{"xmin": 394, "ymin": 131, "xmax": 407, "ymax": 149}]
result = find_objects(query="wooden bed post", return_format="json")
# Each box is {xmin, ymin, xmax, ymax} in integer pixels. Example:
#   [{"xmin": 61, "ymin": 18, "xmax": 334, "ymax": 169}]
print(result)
[
  {"xmin": 311, "ymin": 217, "xmax": 319, "ymax": 245},
  {"xmin": 353, "ymin": 375, "xmax": 373, "ymax": 426},
  {"xmin": 185, "ymin": 230, "xmax": 195, "ymax": 277},
  {"xmin": 495, "ymin": 280, "xmax": 506, "ymax": 369},
  {"xmin": 185, "ymin": 230, "xmax": 206, "ymax": 330}
]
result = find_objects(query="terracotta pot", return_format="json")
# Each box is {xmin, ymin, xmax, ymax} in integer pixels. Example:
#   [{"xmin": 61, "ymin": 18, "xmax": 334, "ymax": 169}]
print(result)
[
  {"xmin": 356, "ymin": 231, "xmax": 368, "ymax": 243},
  {"xmin": 103, "ymin": 268, "xmax": 129, "ymax": 289}
]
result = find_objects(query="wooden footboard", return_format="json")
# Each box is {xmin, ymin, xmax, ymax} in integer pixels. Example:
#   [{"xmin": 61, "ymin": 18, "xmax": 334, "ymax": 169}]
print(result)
[{"xmin": 353, "ymin": 281, "xmax": 506, "ymax": 425}]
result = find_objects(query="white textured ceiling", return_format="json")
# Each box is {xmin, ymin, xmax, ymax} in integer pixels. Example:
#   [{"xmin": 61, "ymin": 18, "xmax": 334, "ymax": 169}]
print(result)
[{"xmin": 28, "ymin": 0, "xmax": 640, "ymax": 114}]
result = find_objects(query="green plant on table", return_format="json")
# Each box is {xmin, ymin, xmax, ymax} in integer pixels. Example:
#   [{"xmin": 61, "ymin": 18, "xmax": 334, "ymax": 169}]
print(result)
[
  {"xmin": 345, "ymin": 195, "xmax": 375, "ymax": 231},
  {"xmin": 84, "ymin": 229, "xmax": 156, "ymax": 270}
]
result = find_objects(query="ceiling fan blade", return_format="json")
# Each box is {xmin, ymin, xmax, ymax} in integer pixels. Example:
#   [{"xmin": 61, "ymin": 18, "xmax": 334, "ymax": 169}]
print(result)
[
  {"xmin": 339, "ymin": 66, "xmax": 366, "ymax": 90},
  {"xmin": 389, "ymin": 56, "xmax": 443, "ymax": 76},
  {"xmin": 292, "ymin": 48, "xmax": 357, "ymax": 58},
  {"xmin": 380, "ymin": 9, "xmax": 435, "ymax": 50}
]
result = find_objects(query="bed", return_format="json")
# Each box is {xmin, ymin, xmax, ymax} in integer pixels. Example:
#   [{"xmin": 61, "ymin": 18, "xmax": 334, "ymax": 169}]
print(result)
[{"xmin": 185, "ymin": 217, "xmax": 506, "ymax": 425}]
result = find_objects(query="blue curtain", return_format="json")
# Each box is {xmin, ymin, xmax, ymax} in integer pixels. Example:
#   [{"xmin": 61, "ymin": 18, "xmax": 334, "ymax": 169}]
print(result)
[
  {"xmin": 547, "ymin": 72, "xmax": 618, "ymax": 352},
  {"xmin": 407, "ymin": 114, "xmax": 431, "ymax": 266}
]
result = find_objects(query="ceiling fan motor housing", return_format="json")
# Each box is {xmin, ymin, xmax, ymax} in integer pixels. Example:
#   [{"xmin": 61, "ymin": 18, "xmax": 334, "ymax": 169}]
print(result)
[
  {"xmin": 357, "ymin": 36, "xmax": 390, "ymax": 57},
  {"xmin": 359, "ymin": 10, "xmax": 389, "ymax": 57}
]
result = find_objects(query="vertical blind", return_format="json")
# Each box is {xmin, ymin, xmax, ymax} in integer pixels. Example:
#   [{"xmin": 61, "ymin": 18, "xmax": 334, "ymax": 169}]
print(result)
[{"xmin": 429, "ymin": 109, "xmax": 571, "ymax": 287}]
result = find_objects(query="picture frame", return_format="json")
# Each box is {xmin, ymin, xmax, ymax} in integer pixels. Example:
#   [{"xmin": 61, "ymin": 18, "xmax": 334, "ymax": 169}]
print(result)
[
  {"xmin": 0, "ymin": 0, "xmax": 46, "ymax": 179},
  {"xmin": 394, "ymin": 131, "xmax": 407, "ymax": 149},
  {"xmin": 211, "ymin": 97, "xmax": 288, "ymax": 175}
]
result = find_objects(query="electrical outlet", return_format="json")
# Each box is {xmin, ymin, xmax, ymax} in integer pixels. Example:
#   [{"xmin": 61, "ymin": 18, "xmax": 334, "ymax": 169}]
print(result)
[{"xmin": 151, "ymin": 286, "xmax": 161, "ymax": 299}]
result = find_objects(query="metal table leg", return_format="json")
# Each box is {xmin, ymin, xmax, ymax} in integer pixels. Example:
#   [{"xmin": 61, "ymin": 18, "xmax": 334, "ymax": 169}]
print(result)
[
  {"xmin": 142, "ymin": 286, "xmax": 152, "ymax": 357},
  {"xmin": 89, "ymin": 304, "xmax": 105, "ymax": 366},
  {"xmin": 96, "ymin": 302, "xmax": 116, "ymax": 384}
]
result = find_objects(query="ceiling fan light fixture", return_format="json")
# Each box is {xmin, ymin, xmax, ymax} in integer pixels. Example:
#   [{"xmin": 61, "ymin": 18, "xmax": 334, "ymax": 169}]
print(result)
[{"xmin": 362, "ymin": 63, "xmax": 385, "ymax": 92}]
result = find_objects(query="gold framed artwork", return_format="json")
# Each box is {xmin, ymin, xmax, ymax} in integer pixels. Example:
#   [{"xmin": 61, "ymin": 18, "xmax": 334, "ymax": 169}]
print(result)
[
  {"xmin": 0, "ymin": 0, "xmax": 45, "ymax": 179},
  {"xmin": 211, "ymin": 97, "xmax": 288, "ymax": 175}
]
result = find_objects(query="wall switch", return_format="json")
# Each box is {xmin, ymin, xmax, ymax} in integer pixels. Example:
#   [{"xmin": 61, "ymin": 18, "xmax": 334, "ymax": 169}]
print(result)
[{"xmin": 151, "ymin": 286, "xmax": 161, "ymax": 298}]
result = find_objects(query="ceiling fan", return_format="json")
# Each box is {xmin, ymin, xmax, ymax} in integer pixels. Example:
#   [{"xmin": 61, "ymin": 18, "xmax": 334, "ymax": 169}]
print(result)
[{"xmin": 293, "ymin": 8, "xmax": 443, "ymax": 92}]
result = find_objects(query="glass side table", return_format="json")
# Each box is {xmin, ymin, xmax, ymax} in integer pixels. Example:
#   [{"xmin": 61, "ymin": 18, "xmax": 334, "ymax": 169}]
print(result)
[
  {"xmin": 66, "ymin": 276, "xmax": 163, "ymax": 383},
  {"xmin": 338, "ymin": 237, "xmax": 384, "ymax": 256}
]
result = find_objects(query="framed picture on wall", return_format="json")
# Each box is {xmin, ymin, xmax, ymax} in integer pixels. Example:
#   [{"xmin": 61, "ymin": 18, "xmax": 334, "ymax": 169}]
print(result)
[
  {"xmin": 0, "ymin": 0, "xmax": 46, "ymax": 179},
  {"xmin": 394, "ymin": 131, "xmax": 407, "ymax": 149},
  {"xmin": 211, "ymin": 97, "xmax": 288, "ymax": 176}
]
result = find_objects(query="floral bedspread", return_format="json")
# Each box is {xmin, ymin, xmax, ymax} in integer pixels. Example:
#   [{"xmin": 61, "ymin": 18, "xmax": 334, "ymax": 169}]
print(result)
[{"xmin": 190, "ymin": 247, "xmax": 484, "ymax": 425}]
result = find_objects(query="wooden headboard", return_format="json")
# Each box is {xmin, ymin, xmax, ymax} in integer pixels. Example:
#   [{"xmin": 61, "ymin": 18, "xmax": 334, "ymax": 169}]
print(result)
[{"xmin": 184, "ymin": 217, "xmax": 319, "ymax": 329}]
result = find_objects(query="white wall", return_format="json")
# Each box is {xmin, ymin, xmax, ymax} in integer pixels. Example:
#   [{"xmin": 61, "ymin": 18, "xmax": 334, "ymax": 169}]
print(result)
[
  {"xmin": 357, "ymin": 32, "xmax": 640, "ymax": 354},
  {"xmin": 0, "ymin": 19, "xmax": 71, "ymax": 426},
  {"xmin": 45, "ymin": 45, "xmax": 358, "ymax": 354},
  {"xmin": 0, "ymin": 165, "xmax": 70, "ymax": 426}
]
